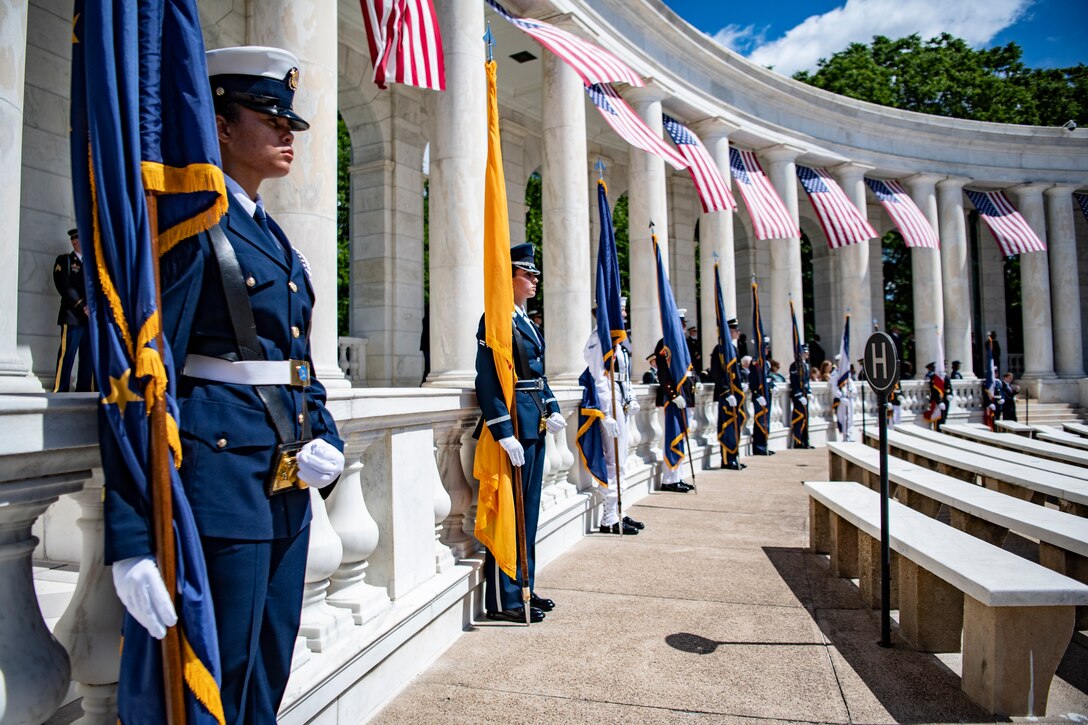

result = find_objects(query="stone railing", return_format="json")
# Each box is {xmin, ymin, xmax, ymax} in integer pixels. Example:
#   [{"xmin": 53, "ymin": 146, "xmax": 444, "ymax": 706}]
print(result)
[
  {"xmin": 337, "ymin": 336, "xmax": 369, "ymax": 387},
  {"xmin": 1, "ymin": 374, "xmax": 988, "ymax": 724}
]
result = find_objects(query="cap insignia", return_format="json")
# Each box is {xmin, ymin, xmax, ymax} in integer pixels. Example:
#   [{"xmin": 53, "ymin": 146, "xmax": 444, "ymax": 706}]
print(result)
[{"xmin": 286, "ymin": 67, "xmax": 299, "ymax": 91}]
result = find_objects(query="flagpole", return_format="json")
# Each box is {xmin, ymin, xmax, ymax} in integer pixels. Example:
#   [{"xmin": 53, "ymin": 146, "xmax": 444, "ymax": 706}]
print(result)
[
  {"xmin": 608, "ymin": 358, "xmax": 624, "ymax": 536},
  {"xmin": 146, "ymin": 193, "xmax": 186, "ymax": 725}
]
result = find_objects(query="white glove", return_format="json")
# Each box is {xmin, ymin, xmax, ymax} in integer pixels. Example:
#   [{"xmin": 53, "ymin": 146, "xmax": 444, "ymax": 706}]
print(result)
[
  {"xmin": 937, "ymin": 402, "xmax": 946, "ymax": 411},
  {"xmin": 799, "ymin": 396, "xmax": 808, "ymax": 407},
  {"xmin": 988, "ymin": 403, "xmax": 996, "ymax": 411},
  {"xmin": 545, "ymin": 412, "xmax": 566, "ymax": 434},
  {"xmin": 626, "ymin": 398, "xmax": 641, "ymax": 413},
  {"xmin": 602, "ymin": 417, "xmax": 620, "ymax": 439},
  {"xmin": 296, "ymin": 439, "xmax": 345, "ymax": 489},
  {"xmin": 497, "ymin": 436, "xmax": 525, "ymax": 467},
  {"xmin": 112, "ymin": 555, "xmax": 177, "ymax": 640},
  {"xmin": 725, "ymin": 395, "xmax": 737, "ymax": 407},
  {"xmin": 756, "ymin": 396, "xmax": 767, "ymax": 407},
  {"xmin": 673, "ymin": 395, "xmax": 687, "ymax": 410}
]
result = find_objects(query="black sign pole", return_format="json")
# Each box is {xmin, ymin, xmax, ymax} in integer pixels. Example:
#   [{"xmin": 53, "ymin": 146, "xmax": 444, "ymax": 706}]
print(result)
[
  {"xmin": 860, "ymin": 385, "xmax": 866, "ymax": 440},
  {"xmin": 878, "ymin": 388, "xmax": 891, "ymax": 647},
  {"xmin": 862, "ymin": 331, "xmax": 898, "ymax": 650}
]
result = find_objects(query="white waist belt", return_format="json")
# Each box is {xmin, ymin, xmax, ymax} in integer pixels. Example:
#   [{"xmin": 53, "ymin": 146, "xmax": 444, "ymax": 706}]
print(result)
[{"xmin": 183, "ymin": 354, "xmax": 311, "ymax": 387}]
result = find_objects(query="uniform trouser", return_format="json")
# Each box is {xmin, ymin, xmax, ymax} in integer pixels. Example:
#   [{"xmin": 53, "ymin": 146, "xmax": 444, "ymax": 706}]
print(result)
[
  {"xmin": 202, "ymin": 527, "xmax": 310, "ymax": 725},
  {"xmin": 661, "ymin": 406, "xmax": 690, "ymax": 484},
  {"xmin": 890, "ymin": 404, "xmax": 902, "ymax": 426},
  {"xmin": 836, "ymin": 399, "xmax": 853, "ymax": 441},
  {"xmin": 53, "ymin": 323, "xmax": 92, "ymax": 392},
  {"xmin": 790, "ymin": 400, "xmax": 809, "ymax": 447},
  {"xmin": 484, "ymin": 436, "xmax": 546, "ymax": 612},
  {"xmin": 599, "ymin": 398, "xmax": 628, "ymax": 526},
  {"xmin": 751, "ymin": 402, "xmax": 770, "ymax": 454},
  {"xmin": 718, "ymin": 401, "xmax": 740, "ymax": 466}
]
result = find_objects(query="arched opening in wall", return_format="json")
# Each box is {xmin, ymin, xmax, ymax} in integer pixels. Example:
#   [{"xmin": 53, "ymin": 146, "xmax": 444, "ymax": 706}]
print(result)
[
  {"xmin": 800, "ymin": 231, "xmax": 815, "ymax": 341},
  {"xmin": 614, "ymin": 192, "xmax": 630, "ymax": 302},
  {"xmin": 882, "ymin": 230, "xmax": 914, "ymax": 373},
  {"xmin": 336, "ymin": 114, "xmax": 352, "ymax": 337},
  {"xmin": 525, "ymin": 170, "xmax": 543, "ymax": 328},
  {"xmin": 1002, "ymin": 255, "xmax": 1024, "ymax": 375}
]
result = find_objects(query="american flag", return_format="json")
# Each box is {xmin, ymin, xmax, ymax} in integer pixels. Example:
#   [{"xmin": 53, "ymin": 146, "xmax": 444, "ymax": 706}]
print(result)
[
  {"xmin": 796, "ymin": 165, "xmax": 877, "ymax": 249},
  {"xmin": 965, "ymin": 190, "xmax": 1046, "ymax": 255},
  {"xmin": 360, "ymin": 0, "xmax": 445, "ymax": 91},
  {"xmin": 662, "ymin": 115, "xmax": 736, "ymax": 213},
  {"xmin": 586, "ymin": 84, "xmax": 687, "ymax": 170},
  {"xmin": 486, "ymin": 0, "xmax": 642, "ymax": 87},
  {"xmin": 865, "ymin": 178, "xmax": 939, "ymax": 249},
  {"xmin": 728, "ymin": 148, "xmax": 796, "ymax": 240},
  {"xmin": 1074, "ymin": 191, "xmax": 1088, "ymax": 224}
]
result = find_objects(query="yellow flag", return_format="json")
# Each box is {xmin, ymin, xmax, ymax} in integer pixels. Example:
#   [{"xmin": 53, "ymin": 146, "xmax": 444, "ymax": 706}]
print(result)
[{"xmin": 472, "ymin": 59, "xmax": 518, "ymax": 579}]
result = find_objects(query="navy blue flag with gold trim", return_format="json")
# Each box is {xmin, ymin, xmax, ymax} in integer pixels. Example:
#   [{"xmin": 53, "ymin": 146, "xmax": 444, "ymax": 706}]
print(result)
[
  {"xmin": 70, "ymin": 1, "xmax": 226, "ymax": 722},
  {"xmin": 653, "ymin": 234, "xmax": 691, "ymax": 469},
  {"xmin": 714, "ymin": 263, "xmax": 742, "ymax": 454},
  {"xmin": 595, "ymin": 179, "xmax": 627, "ymax": 372},
  {"xmin": 750, "ymin": 280, "xmax": 769, "ymax": 443},
  {"xmin": 576, "ymin": 368, "xmax": 609, "ymax": 487}
]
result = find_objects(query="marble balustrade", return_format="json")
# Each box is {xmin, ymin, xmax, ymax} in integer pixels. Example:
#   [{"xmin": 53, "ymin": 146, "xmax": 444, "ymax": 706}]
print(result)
[{"xmin": 3, "ymin": 377, "xmax": 888, "ymax": 724}]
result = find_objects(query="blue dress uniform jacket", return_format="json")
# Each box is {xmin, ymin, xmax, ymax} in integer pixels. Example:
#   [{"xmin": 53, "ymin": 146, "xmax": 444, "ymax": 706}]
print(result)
[
  {"xmin": 102, "ymin": 194, "xmax": 343, "ymax": 724},
  {"xmin": 789, "ymin": 359, "xmax": 810, "ymax": 447},
  {"xmin": 104, "ymin": 194, "xmax": 343, "ymax": 563},
  {"xmin": 475, "ymin": 310, "xmax": 558, "ymax": 612},
  {"xmin": 52, "ymin": 251, "xmax": 93, "ymax": 392}
]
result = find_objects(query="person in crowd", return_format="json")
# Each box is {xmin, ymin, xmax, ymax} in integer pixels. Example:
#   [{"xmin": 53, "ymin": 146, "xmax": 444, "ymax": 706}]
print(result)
[
  {"xmin": 105, "ymin": 47, "xmax": 345, "ymax": 723},
  {"xmin": 642, "ymin": 354, "xmax": 658, "ymax": 385},
  {"xmin": 1000, "ymin": 372, "xmax": 1020, "ymax": 421},
  {"xmin": 52, "ymin": 227, "xmax": 93, "ymax": 392},
  {"xmin": 652, "ymin": 329, "xmax": 696, "ymax": 492},
  {"xmin": 818, "ymin": 360, "xmax": 833, "ymax": 382},
  {"xmin": 768, "ymin": 359, "xmax": 786, "ymax": 384},
  {"xmin": 708, "ymin": 318, "xmax": 746, "ymax": 471},
  {"xmin": 789, "ymin": 345, "xmax": 813, "ymax": 448}
]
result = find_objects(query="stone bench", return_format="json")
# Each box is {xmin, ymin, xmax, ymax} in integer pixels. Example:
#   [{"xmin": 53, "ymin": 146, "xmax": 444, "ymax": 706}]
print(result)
[
  {"xmin": 894, "ymin": 423, "xmax": 1088, "ymax": 483},
  {"xmin": 1035, "ymin": 427, "xmax": 1088, "ymax": 453},
  {"xmin": 865, "ymin": 428, "xmax": 1088, "ymax": 516},
  {"xmin": 943, "ymin": 423, "xmax": 1088, "ymax": 467},
  {"xmin": 828, "ymin": 442, "xmax": 1088, "ymax": 623},
  {"xmin": 1063, "ymin": 422, "xmax": 1088, "ymax": 439},
  {"xmin": 804, "ymin": 480, "xmax": 1088, "ymax": 716},
  {"xmin": 995, "ymin": 420, "xmax": 1035, "ymax": 436}
]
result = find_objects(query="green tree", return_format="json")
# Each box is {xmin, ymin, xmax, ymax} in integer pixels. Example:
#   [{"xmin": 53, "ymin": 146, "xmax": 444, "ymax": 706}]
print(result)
[
  {"xmin": 613, "ymin": 193, "xmax": 630, "ymax": 300},
  {"xmin": 794, "ymin": 33, "xmax": 1086, "ymax": 126},
  {"xmin": 882, "ymin": 230, "xmax": 912, "ymax": 346}
]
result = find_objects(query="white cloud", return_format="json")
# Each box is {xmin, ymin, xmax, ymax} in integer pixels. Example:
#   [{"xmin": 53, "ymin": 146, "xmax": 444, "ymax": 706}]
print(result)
[
  {"xmin": 711, "ymin": 24, "xmax": 768, "ymax": 54},
  {"xmin": 743, "ymin": 0, "xmax": 1033, "ymax": 76}
]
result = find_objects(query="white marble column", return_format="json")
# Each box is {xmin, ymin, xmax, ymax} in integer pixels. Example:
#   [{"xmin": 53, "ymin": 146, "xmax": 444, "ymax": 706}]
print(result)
[
  {"xmin": 831, "ymin": 163, "xmax": 875, "ymax": 335},
  {"xmin": 425, "ymin": 0, "xmax": 486, "ymax": 387},
  {"xmin": 692, "ymin": 120, "xmax": 738, "ymax": 363},
  {"xmin": 0, "ymin": 1, "xmax": 39, "ymax": 392},
  {"xmin": 761, "ymin": 145, "xmax": 804, "ymax": 360},
  {"xmin": 1008, "ymin": 183, "xmax": 1055, "ymax": 378},
  {"xmin": 904, "ymin": 174, "xmax": 946, "ymax": 371},
  {"xmin": 541, "ymin": 54, "xmax": 590, "ymax": 383},
  {"xmin": 937, "ymin": 178, "xmax": 974, "ymax": 377},
  {"xmin": 625, "ymin": 83, "xmax": 670, "ymax": 362},
  {"xmin": 250, "ymin": 1, "xmax": 346, "ymax": 385},
  {"xmin": 1045, "ymin": 185, "xmax": 1084, "ymax": 377}
]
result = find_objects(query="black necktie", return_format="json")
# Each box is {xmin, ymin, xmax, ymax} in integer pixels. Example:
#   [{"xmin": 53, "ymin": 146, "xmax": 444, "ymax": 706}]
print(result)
[{"xmin": 254, "ymin": 206, "xmax": 290, "ymax": 263}]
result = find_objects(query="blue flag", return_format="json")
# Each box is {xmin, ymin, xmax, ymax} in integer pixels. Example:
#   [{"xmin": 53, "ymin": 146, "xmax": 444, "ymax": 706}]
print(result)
[
  {"xmin": 595, "ymin": 180, "xmax": 627, "ymax": 370},
  {"xmin": 790, "ymin": 298, "xmax": 804, "ymax": 367},
  {"xmin": 713, "ymin": 263, "xmax": 742, "ymax": 452},
  {"xmin": 576, "ymin": 368, "xmax": 609, "ymax": 487},
  {"xmin": 71, "ymin": 2, "xmax": 226, "ymax": 722},
  {"xmin": 983, "ymin": 334, "xmax": 998, "ymax": 429},
  {"xmin": 652, "ymin": 234, "xmax": 691, "ymax": 469}
]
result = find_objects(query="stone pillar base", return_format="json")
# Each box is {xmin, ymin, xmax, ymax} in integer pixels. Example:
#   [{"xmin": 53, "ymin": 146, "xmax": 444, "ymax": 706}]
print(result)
[
  {"xmin": 809, "ymin": 498, "xmax": 831, "ymax": 553},
  {"xmin": 1019, "ymin": 377, "xmax": 1083, "ymax": 404},
  {"xmin": 898, "ymin": 558, "xmax": 963, "ymax": 652},
  {"xmin": 830, "ymin": 514, "xmax": 859, "ymax": 579},
  {"xmin": 961, "ymin": 596, "xmax": 1073, "ymax": 716},
  {"xmin": 858, "ymin": 534, "xmax": 898, "ymax": 609}
]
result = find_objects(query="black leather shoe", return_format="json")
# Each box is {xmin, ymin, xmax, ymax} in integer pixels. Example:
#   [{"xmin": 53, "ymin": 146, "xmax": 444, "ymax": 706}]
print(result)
[
  {"xmin": 677, "ymin": 481, "xmax": 695, "ymax": 491},
  {"xmin": 623, "ymin": 515, "xmax": 645, "ymax": 530},
  {"xmin": 660, "ymin": 482, "xmax": 689, "ymax": 493},
  {"xmin": 600, "ymin": 522, "xmax": 639, "ymax": 535},
  {"xmin": 805, "ymin": 445, "xmax": 817, "ymax": 449},
  {"xmin": 753, "ymin": 450, "xmax": 775, "ymax": 456},
  {"xmin": 485, "ymin": 607, "xmax": 545, "ymax": 623},
  {"xmin": 723, "ymin": 460, "xmax": 745, "ymax": 470},
  {"xmin": 530, "ymin": 594, "xmax": 555, "ymax": 611}
]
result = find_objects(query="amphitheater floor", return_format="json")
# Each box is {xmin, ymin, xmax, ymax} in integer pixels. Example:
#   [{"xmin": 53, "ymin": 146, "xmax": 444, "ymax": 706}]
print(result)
[{"xmin": 372, "ymin": 447, "xmax": 1088, "ymax": 724}]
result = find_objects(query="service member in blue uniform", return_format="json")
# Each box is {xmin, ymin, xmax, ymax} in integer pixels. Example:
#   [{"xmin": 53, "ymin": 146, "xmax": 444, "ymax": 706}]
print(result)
[
  {"xmin": 709, "ymin": 318, "xmax": 745, "ymax": 470},
  {"xmin": 105, "ymin": 47, "xmax": 344, "ymax": 724},
  {"xmin": 652, "ymin": 334, "xmax": 696, "ymax": 491},
  {"xmin": 789, "ymin": 344, "xmax": 813, "ymax": 448},
  {"xmin": 475, "ymin": 243, "xmax": 565, "ymax": 623},
  {"xmin": 52, "ymin": 228, "xmax": 93, "ymax": 392}
]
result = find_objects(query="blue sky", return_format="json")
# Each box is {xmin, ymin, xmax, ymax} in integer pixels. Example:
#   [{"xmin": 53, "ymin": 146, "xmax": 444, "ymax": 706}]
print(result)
[{"xmin": 662, "ymin": 0, "xmax": 1087, "ymax": 76}]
